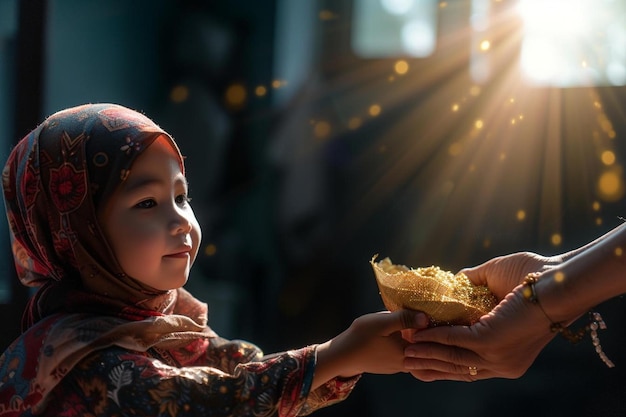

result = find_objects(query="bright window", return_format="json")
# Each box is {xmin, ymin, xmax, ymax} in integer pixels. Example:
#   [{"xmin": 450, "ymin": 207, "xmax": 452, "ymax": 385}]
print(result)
[
  {"xmin": 352, "ymin": 0, "xmax": 438, "ymax": 58},
  {"xmin": 517, "ymin": 0, "xmax": 626, "ymax": 87}
]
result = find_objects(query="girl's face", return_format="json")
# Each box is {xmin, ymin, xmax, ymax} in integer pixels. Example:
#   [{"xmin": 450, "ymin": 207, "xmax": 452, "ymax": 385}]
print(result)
[{"xmin": 98, "ymin": 136, "xmax": 201, "ymax": 291}]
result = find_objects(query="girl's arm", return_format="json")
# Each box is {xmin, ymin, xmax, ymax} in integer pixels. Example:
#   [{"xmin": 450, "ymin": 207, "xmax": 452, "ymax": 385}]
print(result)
[{"xmin": 45, "ymin": 310, "xmax": 428, "ymax": 417}]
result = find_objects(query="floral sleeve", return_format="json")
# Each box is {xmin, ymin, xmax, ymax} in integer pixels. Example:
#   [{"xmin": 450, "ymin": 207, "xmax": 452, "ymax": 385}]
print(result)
[{"xmin": 44, "ymin": 339, "xmax": 359, "ymax": 417}]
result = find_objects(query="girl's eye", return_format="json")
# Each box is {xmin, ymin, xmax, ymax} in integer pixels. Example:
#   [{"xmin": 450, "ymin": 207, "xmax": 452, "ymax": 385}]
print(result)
[
  {"xmin": 135, "ymin": 199, "xmax": 156, "ymax": 209},
  {"xmin": 175, "ymin": 194, "xmax": 192, "ymax": 206}
]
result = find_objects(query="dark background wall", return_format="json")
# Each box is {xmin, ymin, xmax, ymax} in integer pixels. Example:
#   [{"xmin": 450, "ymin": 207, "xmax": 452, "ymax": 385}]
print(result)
[{"xmin": 1, "ymin": 0, "xmax": 626, "ymax": 416}]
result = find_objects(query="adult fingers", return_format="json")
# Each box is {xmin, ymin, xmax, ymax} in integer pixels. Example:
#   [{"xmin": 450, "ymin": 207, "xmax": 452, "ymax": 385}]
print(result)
[
  {"xmin": 404, "ymin": 341, "xmax": 484, "ymax": 371},
  {"xmin": 409, "ymin": 367, "xmax": 495, "ymax": 382},
  {"xmin": 409, "ymin": 322, "xmax": 477, "ymax": 347},
  {"xmin": 458, "ymin": 264, "xmax": 489, "ymax": 286},
  {"xmin": 404, "ymin": 344, "xmax": 498, "ymax": 382}
]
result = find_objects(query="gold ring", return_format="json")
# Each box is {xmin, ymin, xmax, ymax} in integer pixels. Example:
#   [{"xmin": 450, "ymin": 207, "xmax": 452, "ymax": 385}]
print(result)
[{"xmin": 468, "ymin": 366, "xmax": 478, "ymax": 376}]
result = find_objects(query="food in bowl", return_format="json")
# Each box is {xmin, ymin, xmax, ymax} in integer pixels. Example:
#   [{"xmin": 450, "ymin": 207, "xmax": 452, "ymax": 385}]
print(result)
[{"xmin": 371, "ymin": 256, "xmax": 497, "ymax": 325}]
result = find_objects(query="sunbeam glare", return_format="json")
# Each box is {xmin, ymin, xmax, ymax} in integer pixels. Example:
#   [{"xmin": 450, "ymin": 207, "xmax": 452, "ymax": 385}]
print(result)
[
  {"xmin": 341, "ymin": 0, "xmax": 626, "ymax": 266},
  {"xmin": 517, "ymin": 0, "xmax": 626, "ymax": 87}
]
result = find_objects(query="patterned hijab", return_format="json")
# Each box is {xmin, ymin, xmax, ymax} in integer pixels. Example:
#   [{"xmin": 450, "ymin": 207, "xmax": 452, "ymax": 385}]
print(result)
[{"xmin": 1, "ymin": 103, "xmax": 215, "ymax": 413}]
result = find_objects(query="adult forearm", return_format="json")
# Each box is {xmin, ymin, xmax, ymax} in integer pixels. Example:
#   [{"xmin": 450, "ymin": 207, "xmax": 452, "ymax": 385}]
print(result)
[
  {"xmin": 535, "ymin": 223, "xmax": 626, "ymax": 323},
  {"xmin": 558, "ymin": 222, "xmax": 626, "ymax": 262}
]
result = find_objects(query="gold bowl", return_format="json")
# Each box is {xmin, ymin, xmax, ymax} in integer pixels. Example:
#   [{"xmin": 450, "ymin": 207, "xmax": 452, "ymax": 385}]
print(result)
[{"xmin": 371, "ymin": 256, "xmax": 497, "ymax": 326}]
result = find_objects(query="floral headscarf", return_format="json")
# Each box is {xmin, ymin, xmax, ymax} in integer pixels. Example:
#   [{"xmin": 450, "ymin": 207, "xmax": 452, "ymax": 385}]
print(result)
[
  {"xmin": 0, "ymin": 103, "xmax": 215, "ymax": 413},
  {"xmin": 4, "ymin": 103, "xmax": 193, "ymax": 323}
]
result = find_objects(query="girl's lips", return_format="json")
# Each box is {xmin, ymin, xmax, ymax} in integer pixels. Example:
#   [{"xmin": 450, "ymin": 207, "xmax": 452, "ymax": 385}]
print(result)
[{"xmin": 164, "ymin": 252, "xmax": 190, "ymax": 259}]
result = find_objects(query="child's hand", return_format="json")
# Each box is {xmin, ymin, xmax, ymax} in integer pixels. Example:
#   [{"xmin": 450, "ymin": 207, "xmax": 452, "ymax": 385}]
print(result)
[{"xmin": 313, "ymin": 310, "xmax": 429, "ymax": 389}]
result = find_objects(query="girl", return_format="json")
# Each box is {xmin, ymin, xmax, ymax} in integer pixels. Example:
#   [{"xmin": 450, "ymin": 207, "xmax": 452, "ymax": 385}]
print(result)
[{"xmin": 0, "ymin": 103, "xmax": 427, "ymax": 416}]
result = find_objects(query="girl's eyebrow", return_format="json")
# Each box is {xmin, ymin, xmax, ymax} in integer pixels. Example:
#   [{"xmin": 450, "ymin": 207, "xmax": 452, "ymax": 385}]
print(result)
[
  {"xmin": 122, "ymin": 175, "xmax": 188, "ymax": 193},
  {"xmin": 122, "ymin": 176, "xmax": 163, "ymax": 193}
]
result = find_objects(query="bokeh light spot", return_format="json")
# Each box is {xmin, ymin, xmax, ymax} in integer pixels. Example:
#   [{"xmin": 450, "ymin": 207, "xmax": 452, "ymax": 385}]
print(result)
[
  {"xmin": 394, "ymin": 60, "xmax": 409, "ymax": 75},
  {"xmin": 170, "ymin": 85, "xmax": 189, "ymax": 103},
  {"xmin": 551, "ymin": 233, "xmax": 562, "ymax": 246},
  {"xmin": 205, "ymin": 244, "xmax": 217, "ymax": 257},
  {"xmin": 369, "ymin": 104, "xmax": 382, "ymax": 117},
  {"xmin": 225, "ymin": 83, "xmax": 247, "ymax": 108},
  {"xmin": 598, "ymin": 170, "xmax": 624, "ymax": 201},
  {"xmin": 516, "ymin": 210, "xmax": 526, "ymax": 221},
  {"xmin": 272, "ymin": 79, "xmax": 287, "ymax": 89},
  {"xmin": 554, "ymin": 271, "xmax": 565, "ymax": 283},
  {"xmin": 255, "ymin": 85, "xmax": 267, "ymax": 97},
  {"xmin": 601, "ymin": 150, "xmax": 616, "ymax": 166},
  {"xmin": 314, "ymin": 121, "xmax": 332, "ymax": 139}
]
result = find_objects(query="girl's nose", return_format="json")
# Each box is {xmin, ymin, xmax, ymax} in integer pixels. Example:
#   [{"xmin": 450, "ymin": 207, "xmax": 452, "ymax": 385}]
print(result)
[{"xmin": 170, "ymin": 208, "xmax": 193, "ymax": 234}]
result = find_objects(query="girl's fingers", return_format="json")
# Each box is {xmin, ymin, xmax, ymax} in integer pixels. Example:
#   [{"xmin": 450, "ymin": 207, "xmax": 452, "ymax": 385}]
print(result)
[
  {"xmin": 350, "ymin": 310, "xmax": 430, "ymax": 339},
  {"xmin": 373, "ymin": 310, "xmax": 429, "ymax": 336}
]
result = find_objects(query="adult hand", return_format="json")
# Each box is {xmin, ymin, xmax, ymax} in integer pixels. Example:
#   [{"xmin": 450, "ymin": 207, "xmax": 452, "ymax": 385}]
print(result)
[
  {"xmin": 400, "ymin": 251, "xmax": 557, "ymax": 348},
  {"xmin": 403, "ymin": 287, "xmax": 556, "ymax": 382},
  {"xmin": 403, "ymin": 225, "xmax": 626, "ymax": 381},
  {"xmin": 460, "ymin": 251, "xmax": 559, "ymax": 299}
]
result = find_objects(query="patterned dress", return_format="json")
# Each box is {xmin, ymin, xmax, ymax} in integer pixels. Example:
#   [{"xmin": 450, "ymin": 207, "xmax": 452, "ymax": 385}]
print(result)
[{"xmin": 0, "ymin": 313, "xmax": 359, "ymax": 417}]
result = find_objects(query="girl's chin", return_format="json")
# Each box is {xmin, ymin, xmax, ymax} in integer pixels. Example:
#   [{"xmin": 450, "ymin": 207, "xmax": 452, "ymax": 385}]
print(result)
[{"xmin": 143, "ymin": 276, "xmax": 189, "ymax": 292}]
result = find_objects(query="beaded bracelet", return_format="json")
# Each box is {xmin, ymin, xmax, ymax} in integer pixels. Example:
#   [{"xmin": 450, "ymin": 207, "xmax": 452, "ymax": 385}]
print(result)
[{"xmin": 521, "ymin": 273, "xmax": 615, "ymax": 368}]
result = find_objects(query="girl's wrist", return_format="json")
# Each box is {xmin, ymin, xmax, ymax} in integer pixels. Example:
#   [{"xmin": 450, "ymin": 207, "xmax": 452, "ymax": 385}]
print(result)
[{"xmin": 314, "ymin": 337, "xmax": 360, "ymax": 389}]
